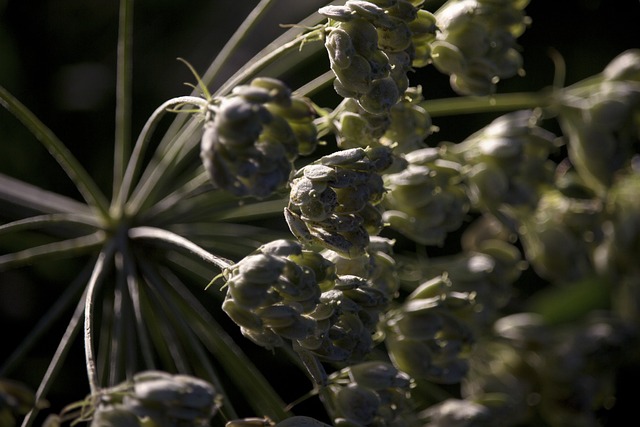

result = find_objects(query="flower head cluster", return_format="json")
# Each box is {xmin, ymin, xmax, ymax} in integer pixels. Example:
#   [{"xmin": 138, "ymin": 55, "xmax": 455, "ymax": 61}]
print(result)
[
  {"xmin": 325, "ymin": 361, "xmax": 417, "ymax": 427},
  {"xmin": 431, "ymin": 0, "xmax": 530, "ymax": 95},
  {"xmin": 335, "ymin": 86, "xmax": 435, "ymax": 154},
  {"xmin": 221, "ymin": 239, "xmax": 334, "ymax": 350},
  {"xmin": 200, "ymin": 77, "xmax": 317, "ymax": 199},
  {"xmin": 517, "ymin": 188, "xmax": 604, "ymax": 283},
  {"xmin": 382, "ymin": 147, "xmax": 469, "ymax": 246},
  {"xmin": 557, "ymin": 49, "xmax": 640, "ymax": 196},
  {"xmin": 320, "ymin": 0, "xmax": 437, "ymax": 116},
  {"xmin": 443, "ymin": 110, "xmax": 557, "ymax": 213},
  {"xmin": 384, "ymin": 274, "xmax": 476, "ymax": 384},
  {"xmin": 90, "ymin": 371, "xmax": 219, "ymax": 427},
  {"xmin": 220, "ymin": 239, "xmax": 397, "ymax": 363},
  {"xmin": 285, "ymin": 147, "xmax": 393, "ymax": 258}
]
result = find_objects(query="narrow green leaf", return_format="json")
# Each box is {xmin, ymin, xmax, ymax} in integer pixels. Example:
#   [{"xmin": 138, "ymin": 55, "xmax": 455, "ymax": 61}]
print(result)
[{"xmin": 0, "ymin": 213, "xmax": 101, "ymax": 235}]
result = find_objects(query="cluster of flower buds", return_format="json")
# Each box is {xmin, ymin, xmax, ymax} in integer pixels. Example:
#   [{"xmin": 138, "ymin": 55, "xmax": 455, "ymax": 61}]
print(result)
[
  {"xmin": 220, "ymin": 239, "xmax": 334, "ymax": 350},
  {"xmin": 200, "ymin": 77, "xmax": 317, "ymax": 199},
  {"xmin": 298, "ymin": 273, "xmax": 390, "ymax": 362},
  {"xmin": 324, "ymin": 361, "xmax": 417, "ymax": 427},
  {"xmin": 334, "ymin": 86, "xmax": 435, "ymax": 153},
  {"xmin": 430, "ymin": 0, "xmax": 530, "ymax": 95},
  {"xmin": 384, "ymin": 274, "xmax": 476, "ymax": 384},
  {"xmin": 537, "ymin": 313, "xmax": 636, "ymax": 427},
  {"xmin": 221, "ymin": 239, "xmax": 394, "ymax": 363},
  {"xmin": 90, "ymin": 371, "xmax": 219, "ymax": 427},
  {"xmin": 442, "ymin": 110, "xmax": 557, "ymax": 214},
  {"xmin": 323, "ymin": 236, "xmax": 401, "ymax": 303},
  {"xmin": 557, "ymin": 49, "xmax": 640, "ymax": 196},
  {"xmin": 382, "ymin": 147, "xmax": 469, "ymax": 246},
  {"xmin": 319, "ymin": 0, "xmax": 437, "ymax": 116},
  {"xmin": 595, "ymin": 172, "xmax": 640, "ymax": 322},
  {"xmin": 285, "ymin": 147, "xmax": 393, "ymax": 259},
  {"xmin": 461, "ymin": 313, "xmax": 548, "ymax": 426},
  {"xmin": 517, "ymin": 188, "xmax": 603, "ymax": 283},
  {"xmin": 421, "ymin": 243, "xmax": 523, "ymax": 329}
]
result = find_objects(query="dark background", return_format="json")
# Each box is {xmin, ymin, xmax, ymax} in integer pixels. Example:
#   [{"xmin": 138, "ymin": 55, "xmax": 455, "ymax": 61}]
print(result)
[{"xmin": 1, "ymin": 0, "xmax": 639, "ymax": 425}]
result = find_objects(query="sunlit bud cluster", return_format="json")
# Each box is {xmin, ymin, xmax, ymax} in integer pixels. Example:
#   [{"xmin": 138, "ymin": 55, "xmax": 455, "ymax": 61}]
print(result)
[
  {"xmin": 380, "ymin": 86, "xmax": 436, "ymax": 153},
  {"xmin": 384, "ymin": 274, "xmax": 476, "ymax": 384},
  {"xmin": 382, "ymin": 147, "xmax": 469, "ymax": 246},
  {"xmin": 557, "ymin": 49, "xmax": 640, "ymax": 196},
  {"xmin": 517, "ymin": 189, "xmax": 603, "ymax": 283},
  {"xmin": 200, "ymin": 77, "xmax": 317, "ymax": 199},
  {"xmin": 319, "ymin": 1, "xmax": 437, "ymax": 116},
  {"xmin": 430, "ymin": 0, "xmax": 530, "ymax": 95},
  {"xmin": 323, "ymin": 236, "xmax": 400, "ymax": 303},
  {"xmin": 298, "ymin": 274, "xmax": 390, "ymax": 362},
  {"xmin": 90, "ymin": 371, "xmax": 219, "ymax": 427},
  {"xmin": 285, "ymin": 147, "xmax": 393, "ymax": 259},
  {"xmin": 221, "ymin": 240, "xmax": 334, "ymax": 350},
  {"xmin": 443, "ymin": 110, "xmax": 557, "ymax": 213},
  {"xmin": 324, "ymin": 361, "xmax": 417, "ymax": 427}
]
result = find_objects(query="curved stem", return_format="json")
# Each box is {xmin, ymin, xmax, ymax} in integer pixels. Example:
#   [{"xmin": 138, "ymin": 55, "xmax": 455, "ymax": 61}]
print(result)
[
  {"xmin": 128, "ymin": 226, "xmax": 233, "ymax": 270},
  {"xmin": 113, "ymin": 0, "xmax": 134, "ymax": 197},
  {"xmin": 20, "ymin": 294, "xmax": 86, "ymax": 427},
  {"xmin": 0, "ymin": 86, "xmax": 110, "ymax": 218},
  {"xmin": 84, "ymin": 240, "xmax": 117, "ymax": 396},
  {"xmin": 214, "ymin": 29, "xmax": 324, "ymax": 97},
  {"xmin": 113, "ymin": 96, "xmax": 207, "ymax": 217},
  {"xmin": 420, "ymin": 90, "xmax": 554, "ymax": 117},
  {"xmin": 201, "ymin": 0, "xmax": 277, "ymax": 90}
]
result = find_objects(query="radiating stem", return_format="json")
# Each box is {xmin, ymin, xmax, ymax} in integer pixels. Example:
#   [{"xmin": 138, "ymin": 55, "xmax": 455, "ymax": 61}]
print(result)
[
  {"xmin": 128, "ymin": 226, "xmax": 233, "ymax": 269},
  {"xmin": 202, "ymin": 0, "xmax": 276, "ymax": 90},
  {"xmin": 84, "ymin": 240, "xmax": 117, "ymax": 397},
  {"xmin": 113, "ymin": 0, "xmax": 135, "ymax": 197},
  {"xmin": 0, "ymin": 86, "xmax": 110, "ymax": 218},
  {"xmin": 113, "ymin": 96, "xmax": 207, "ymax": 217},
  {"xmin": 20, "ymin": 295, "xmax": 86, "ymax": 427}
]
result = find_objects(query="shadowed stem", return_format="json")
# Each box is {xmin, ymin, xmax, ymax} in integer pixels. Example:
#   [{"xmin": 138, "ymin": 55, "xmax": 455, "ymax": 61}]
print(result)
[
  {"xmin": 113, "ymin": 0, "xmax": 134, "ymax": 196},
  {"xmin": 128, "ymin": 226, "xmax": 233, "ymax": 269}
]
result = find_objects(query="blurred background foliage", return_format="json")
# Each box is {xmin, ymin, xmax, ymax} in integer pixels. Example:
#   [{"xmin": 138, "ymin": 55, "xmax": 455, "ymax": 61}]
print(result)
[{"xmin": 1, "ymin": 0, "xmax": 639, "ymax": 425}]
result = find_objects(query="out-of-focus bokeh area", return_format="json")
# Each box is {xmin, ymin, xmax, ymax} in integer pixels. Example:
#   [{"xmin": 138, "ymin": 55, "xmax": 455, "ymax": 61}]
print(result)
[{"xmin": 1, "ymin": 0, "xmax": 639, "ymax": 424}]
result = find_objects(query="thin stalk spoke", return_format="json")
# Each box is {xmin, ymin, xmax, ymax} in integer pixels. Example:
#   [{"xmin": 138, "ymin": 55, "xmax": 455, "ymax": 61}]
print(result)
[
  {"xmin": 0, "ymin": 213, "xmax": 101, "ymax": 235},
  {"xmin": 166, "ymin": 272, "xmax": 291, "ymax": 421},
  {"xmin": 0, "ymin": 262, "xmax": 92, "ymax": 377},
  {"xmin": 128, "ymin": 226, "xmax": 233, "ymax": 270},
  {"xmin": 84, "ymin": 240, "xmax": 117, "ymax": 396},
  {"xmin": 0, "ymin": 173, "xmax": 93, "ymax": 216},
  {"xmin": 20, "ymin": 294, "xmax": 87, "ymax": 427},
  {"xmin": 0, "ymin": 232, "xmax": 106, "ymax": 271},
  {"xmin": 113, "ymin": 0, "xmax": 134, "ymax": 196},
  {"xmin": 0, "ymin": 86, "xmax": 109, "ymax": 217}
]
